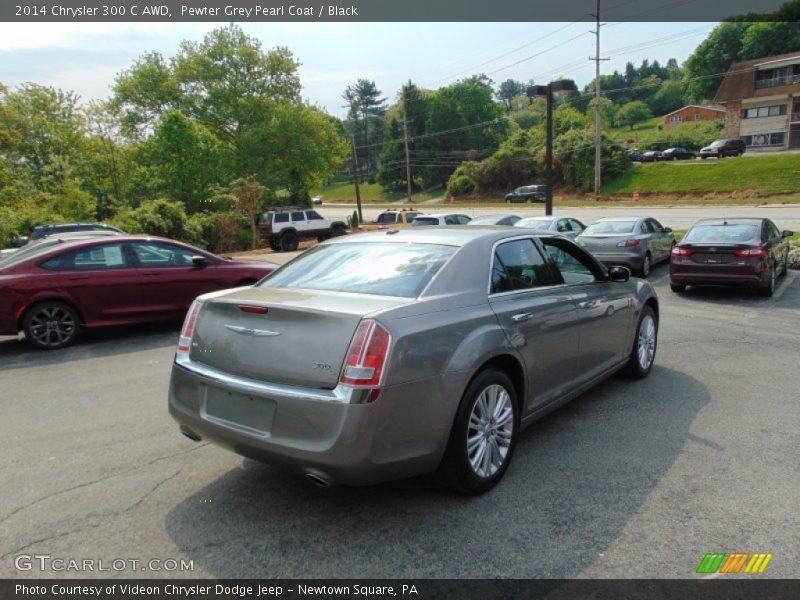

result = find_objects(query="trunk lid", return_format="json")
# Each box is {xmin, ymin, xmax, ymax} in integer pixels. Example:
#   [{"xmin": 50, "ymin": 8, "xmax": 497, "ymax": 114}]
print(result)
[
  {"xmin": 578, "ymin": 234, "xmax": 640, "ymax": 252},
  {"xmin": 190, "ymin": 287, "xmax": 410, "ymax": 388},
  {"xmin": 680, "ymin": 243, "xmax": 749, "ymax": 265}
]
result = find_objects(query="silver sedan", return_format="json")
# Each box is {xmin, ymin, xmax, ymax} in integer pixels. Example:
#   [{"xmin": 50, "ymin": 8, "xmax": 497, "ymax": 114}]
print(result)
[
  {"xmin": 514, "ymin": 216, "xmax": 587, "ymax": 240},
  {"xmin": 169, "ymin": 228, "xmax": 659, "ymax": 494},
  {"xmin": 575, "ymin": 216, "xmax": 676, "ymax": 277}
]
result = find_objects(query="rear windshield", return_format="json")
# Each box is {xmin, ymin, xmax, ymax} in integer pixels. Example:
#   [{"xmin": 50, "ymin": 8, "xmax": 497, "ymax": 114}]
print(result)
[
  {"xmin": 411, "ymin": 217, "xmax": 440, "ymax": 226},
  {"xmin": 584, "ymin": 220, "xmax": 637, "ymax": 234},
  {"xmin": 682, "ymin": 224, "xmax": 758, "ymax": 244},
  {"xmin": 516, "ymin": 218, "xmax": 553, "ymax": 228},
  {"xmin": 0, "ymin": 241, "xmax": 60, "ymax": 268},
  {"xmin": 260, "ymin": 242, "xmax": 456, "ymax": 297}
]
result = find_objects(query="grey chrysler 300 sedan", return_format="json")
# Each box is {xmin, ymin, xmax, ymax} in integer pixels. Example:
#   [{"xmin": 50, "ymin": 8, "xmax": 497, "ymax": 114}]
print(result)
[{"xmin": 169, "ymin": 228, "xmax": 659, "ymax": 493}]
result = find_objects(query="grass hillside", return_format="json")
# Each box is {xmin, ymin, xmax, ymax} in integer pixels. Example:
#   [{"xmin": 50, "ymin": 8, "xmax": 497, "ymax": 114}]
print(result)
[
  {"xmin": 314, "ymin": 182, "xmax": 443, "ymax": 203},
  {"xmin": 603, "ymin": 153, "xmax": 800, "ymax": 197}
]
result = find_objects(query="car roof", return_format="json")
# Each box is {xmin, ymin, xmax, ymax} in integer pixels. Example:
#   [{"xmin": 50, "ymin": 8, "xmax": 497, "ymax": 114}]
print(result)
[
  {"xmin": 326, "ymin": 226, "xmax": 559, "ymax": 248},
  {"xmin": 692, "ymin": 218, "xmax": 765, "ymax": 225},
  {"xmin": 592, "ymin": 216, "xmax": 642, "ymax": 222},
  {"xmin": 16, "ymin": 235, "xmax": 206, "ymax": 260},
  {"xmin": 416, "ymin": 213, "xmax": 468, "ymax": 218}
]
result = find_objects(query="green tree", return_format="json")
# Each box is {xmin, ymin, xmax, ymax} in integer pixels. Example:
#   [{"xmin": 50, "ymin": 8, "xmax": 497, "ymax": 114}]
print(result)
[
  {"xmin": 141, "ymin": 109, "xmax": 226, "ymax": 213},
  {"xmin": 615, "ymin": 101, "xmax": 653, "ymax": 130},
  {"xmin": 342, "ymin": 79, "xmax": 387, "ymax": 174},
  {"xmin": 497, "ymin": 79, "xmax": 527, "ymax": 110},
  {"xmin": 585, "ymin": 97, "xmax": 617, "ymax": 128},
  {"xmin": 228, "ymin": 177, "xmax": 265, "ymax": 250},
  {"xmin": 646, "ymin": 79, "xmax": 686, "ymax": 116}
]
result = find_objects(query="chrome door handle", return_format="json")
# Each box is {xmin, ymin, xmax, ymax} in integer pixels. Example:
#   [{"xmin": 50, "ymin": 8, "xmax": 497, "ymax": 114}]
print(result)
[{"xmin": 512, "ymin": 313, "xmax": 533, "ymax": 323}]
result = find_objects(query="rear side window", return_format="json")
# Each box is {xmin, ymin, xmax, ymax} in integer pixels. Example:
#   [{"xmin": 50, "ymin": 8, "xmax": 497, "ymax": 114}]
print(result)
[
  {"xmin": 261, "ymin": 242, "xmax": 455, "ymax": 297},
  {"xmin": 491, "ymin": 239, "xmax": 553, "ymax": 294},
  {"xmin": 274, "ymin": 213, "xmax": 289, "ymax": 223},
  {"xmin": 44, "ymin": 244, "xmax": 130, "ymax": 271}
]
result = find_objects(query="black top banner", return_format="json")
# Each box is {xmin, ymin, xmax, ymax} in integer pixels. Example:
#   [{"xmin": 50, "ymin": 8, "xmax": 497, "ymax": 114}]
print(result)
[{"xmin": 0, "ymin": 0, "xmax": 795, "ymax": 22}]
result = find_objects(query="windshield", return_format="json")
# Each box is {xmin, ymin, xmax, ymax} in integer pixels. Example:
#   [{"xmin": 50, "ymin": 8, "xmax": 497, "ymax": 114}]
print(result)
[
  {"xmin": 682, "ymin": 224, "xmax": 759, "ymax": 244},
  {"xmin": 376, "ymin": 213, "xmax": 398, "ymax": 224},
  {"xmin": 709, "ymin": 140, "xmax": 725, "ymax": 148},
  {"xmin": 260, "ymin": 242, "xmax": 456, "ymax": 297},
  {"xmin": 584, "ymin": 220, "xmax": 637, "ymax": 234}
]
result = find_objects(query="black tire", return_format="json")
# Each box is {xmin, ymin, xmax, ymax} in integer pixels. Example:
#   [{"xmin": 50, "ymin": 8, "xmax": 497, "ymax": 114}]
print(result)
[
  {"xmin": 758, "ymin": 268, "xmax": 776, "ymax": 297},
  {"xmin": 268, "ymin": 240, "xmax": 281, "ymax": 252},
  {"xmin": 638, "ymin": 252, "xmax": 652, "ymax": 278},
  {"xmin": 279, "ymin": 231, "xmax": 299, "ymax": 252},
  {"xmin": 331, "ymin": 223, "xmax": 347, "ymax": 237},
  {"xmin": 670, "ymin": 283, "xmax": 686, "ymax": 293},
  {"xmin": 23, "ymin": 301, "xmax": 81, "ymax": 350},
  {"xmin": 622, "ymin": 305, "xmax": 658, "ymax": 379},
  {"xmin": 437, "ymin": 368, "xmax": 518, "ymax": 495}
]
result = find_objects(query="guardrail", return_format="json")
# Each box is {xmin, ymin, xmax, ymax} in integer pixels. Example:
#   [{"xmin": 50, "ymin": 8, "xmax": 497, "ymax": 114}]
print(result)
[{"xmin": 755, "ymin": 75, "xmax": 800, "ymax": 89}]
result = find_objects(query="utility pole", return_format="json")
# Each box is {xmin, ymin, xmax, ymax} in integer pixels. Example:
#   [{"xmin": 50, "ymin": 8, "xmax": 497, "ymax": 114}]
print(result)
[
  {"xmin": 350, "ymin": 135, "xmax": 363, "ymax": 222},
  {"xmin": 403, "ymin": 111, "xmax": 412, "ymax": 203},
  {"xmin": 590, "ymin": 0, "xmax": 609, "ymax": 197}
]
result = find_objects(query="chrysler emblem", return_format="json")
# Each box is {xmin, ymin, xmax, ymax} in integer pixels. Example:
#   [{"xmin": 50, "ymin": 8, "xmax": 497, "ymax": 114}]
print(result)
[{"xmin": 225, "ymin": 325, "xmax": 281, "ymax": 337}]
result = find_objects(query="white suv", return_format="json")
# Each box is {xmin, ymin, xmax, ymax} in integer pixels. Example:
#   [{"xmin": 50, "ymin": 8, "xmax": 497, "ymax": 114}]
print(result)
[{"xmin": 258, "ymin": 208, "xmax": 348, "ymax": 252}]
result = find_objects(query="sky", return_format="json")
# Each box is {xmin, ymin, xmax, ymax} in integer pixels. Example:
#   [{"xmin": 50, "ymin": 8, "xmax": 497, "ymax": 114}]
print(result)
[{"xmin": 0, "ymin": 21, "xmax": 718, "ymax": 117}]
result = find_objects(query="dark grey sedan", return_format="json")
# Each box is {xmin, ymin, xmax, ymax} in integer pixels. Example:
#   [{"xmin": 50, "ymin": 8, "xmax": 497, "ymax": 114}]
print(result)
[
  {"xmin": 169, "ymin": 228, "xmax": 659, "ymax": 493},
  {"xmin": 576, "ymin": 216, "xmax": 676, "ymax": 277}
]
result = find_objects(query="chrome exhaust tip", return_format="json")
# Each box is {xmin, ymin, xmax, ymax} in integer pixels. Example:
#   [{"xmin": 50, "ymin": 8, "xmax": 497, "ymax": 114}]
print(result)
[
  {"xmin": 180, "ymin": 426, "xmax": 202, "ymax": 442},
  {"xmin": 305, "ymin": 472, "xmax": 332, "ymax": 488}
]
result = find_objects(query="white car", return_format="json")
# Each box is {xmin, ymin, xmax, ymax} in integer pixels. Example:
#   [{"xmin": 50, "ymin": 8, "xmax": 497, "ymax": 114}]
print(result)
[{"xmin": 411, "ymin": 213, "xmax": 472, "ymax": 226}]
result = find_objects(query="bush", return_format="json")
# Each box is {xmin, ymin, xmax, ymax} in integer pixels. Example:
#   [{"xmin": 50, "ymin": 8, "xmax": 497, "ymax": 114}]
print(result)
[
  {"xmin": 446, "ymin": 174, "xmax": 475, "ymax": 197},
  {"xmin": 555, "ymin": 129, "xmax": 631, "ymax": 191},
  {"xmin": 186, "ymin": 211, "xmax": 252, "ymax": 253},
  {"xmin": 110, "ymin": 198, "xmax": 195, "ymax": 242}
]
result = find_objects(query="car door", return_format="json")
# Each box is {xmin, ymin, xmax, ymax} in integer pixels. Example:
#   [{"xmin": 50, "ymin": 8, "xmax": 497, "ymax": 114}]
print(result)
[
  {"xmin": 568, "ymin": 219, "xmax": 586, "ymax": 240},
  {"xmin": 49, "ymin": 242, "xmax": 145, "ymax": 325},
  {"xmin": 644, "ymin": 218, "xmax": 669, "ymax": 262},
  {"xmin": 487, "ymin": 237, "xmax": 581, "ymax": 413},
  {"xmin": 540, "ymin": 237, "xmax": 634, "ymax": 384},
  {"xmin": 291, "ymin": 211, "xmax": 307, "ymax": 235},
  {"xmin": 131, "ymin": 241, "xmax": 227, "ymax": 317}
]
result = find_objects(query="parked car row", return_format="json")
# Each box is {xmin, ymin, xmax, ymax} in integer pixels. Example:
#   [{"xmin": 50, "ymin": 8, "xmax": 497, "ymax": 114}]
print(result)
[{"xmin": 628, "ymin": 138, "xmax": 747, "ymax": 162}]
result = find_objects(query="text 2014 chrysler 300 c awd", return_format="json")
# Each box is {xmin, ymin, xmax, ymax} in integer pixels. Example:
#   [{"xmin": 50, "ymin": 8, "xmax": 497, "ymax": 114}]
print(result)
[{"xmin": 169, "ymin": 227, "xmax": 659, "ymax": 493}]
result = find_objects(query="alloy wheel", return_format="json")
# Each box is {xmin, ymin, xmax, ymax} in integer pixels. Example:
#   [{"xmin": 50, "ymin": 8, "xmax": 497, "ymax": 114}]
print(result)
[
  {"xmin": 637, "ymin": 314, "xmax": 656, "ymax": 370},
  {"xmin": 27, "ymin": 305, "xmax": 77, "ymax": 348},
  {"xmin": 466, "ymin": 384, "xmax": 514, "ymax": 479}
]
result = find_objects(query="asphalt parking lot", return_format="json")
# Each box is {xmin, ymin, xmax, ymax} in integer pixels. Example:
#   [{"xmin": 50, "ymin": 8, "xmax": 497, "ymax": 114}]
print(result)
[{"xmin": 1, "ymin": 265, "xmax": 798, "ymax": 579}]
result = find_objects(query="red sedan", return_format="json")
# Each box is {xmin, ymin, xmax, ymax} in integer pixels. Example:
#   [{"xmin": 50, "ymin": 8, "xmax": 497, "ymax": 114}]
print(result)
[{"xmin": 0, "ymin": 236, "xmax": 279, "ymax": 349}]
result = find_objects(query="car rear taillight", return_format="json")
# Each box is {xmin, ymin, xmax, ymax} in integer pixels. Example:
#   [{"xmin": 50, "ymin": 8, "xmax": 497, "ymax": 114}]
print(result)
[
  {"xmin": 735, "ymin": 247, "xmax": 767, "ymax": 257},
  {"xmin": 616, "ymin": 238, "xmax": 641, "ymax": 247},
  {"xmin": 672, "ymin": 246, "xmax": 693, "ymax": 257},
  {"xmin": 177, "ymin": 300, "xmax": 202, "ymax": 355},
  {"xmin": 339, "ymin": 320, "xmax": 391, "ymax": 388}
]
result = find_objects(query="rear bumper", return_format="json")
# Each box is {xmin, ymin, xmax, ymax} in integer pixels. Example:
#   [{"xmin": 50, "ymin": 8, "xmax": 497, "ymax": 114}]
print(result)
[
  {"xmin": 593, "ymin": 252, "xmax": 644, "ymax": 270},
  {"xmin": 669, "ymin": 264, "xmax": 765, "ymax": 287},
  {"xmin": 168, "ymin": 355, "xmax": 448, "ymax": 485}
]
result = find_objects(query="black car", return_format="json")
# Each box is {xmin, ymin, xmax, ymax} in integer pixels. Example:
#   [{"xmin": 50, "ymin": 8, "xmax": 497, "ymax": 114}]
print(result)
[
  {"xmin": 661, "ymin": 147, "xmax": 696, "ymax": 160},
  {"xmin": 699, "ymin": 139, "xmax": 746, "ymax": 159},
  {"xmin": 669, "ymin": 218, "xmax": 793, "ymax": 297},
  {"xmin": 505, "ymin": 185, "xmax": 547, "ymax": 203},
  {"xmin": 641, "ymin": 150, "xmax": 663, "ymax": 162},
  {"xmin": 628, "ymin": 150, "xmax": 644, "ymax": 162},
  {"xmin": 19, "ymin": 223, "xmax": 124, "ymax": 246}
]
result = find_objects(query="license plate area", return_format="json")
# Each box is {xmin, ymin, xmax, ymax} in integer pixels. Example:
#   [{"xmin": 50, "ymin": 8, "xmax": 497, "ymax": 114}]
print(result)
[{"xmin": 202, "ymin": 386, "xmax": 276, "ymax": 437}]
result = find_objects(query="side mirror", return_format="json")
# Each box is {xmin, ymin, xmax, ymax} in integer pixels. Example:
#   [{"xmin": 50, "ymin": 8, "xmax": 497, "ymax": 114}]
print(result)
[
  {"xmin": 608, "ymin": 265, "xmax": 631, "ymax": 282},
  {"xmin": 17, "ymin": 236, "xmax": 29, "ymax": 247},
  {"xmin": 782, "ymin": 230, "xmax": 794, "ymax": 238},
  {"xmin": 191, "ymin": 255, "xmax": 209, "ymax": 267},
  {"xmin": 664, "ymin": 227, "xmax": 673, "ymax": 233}
]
